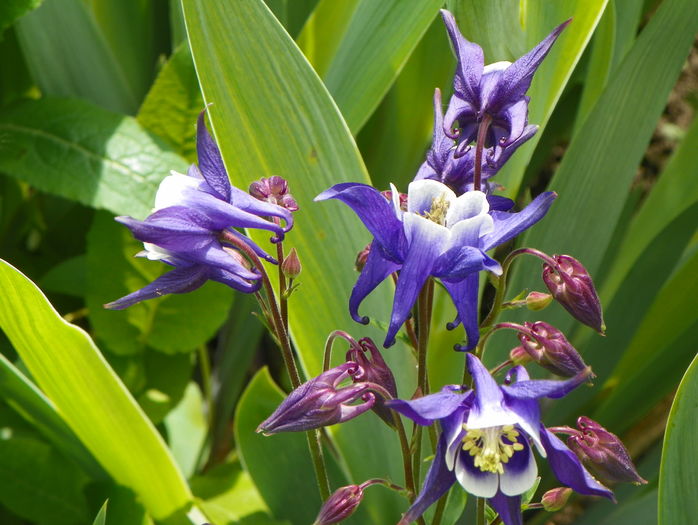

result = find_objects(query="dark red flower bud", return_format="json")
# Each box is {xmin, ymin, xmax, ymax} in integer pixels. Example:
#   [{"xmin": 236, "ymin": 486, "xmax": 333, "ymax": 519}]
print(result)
[
  {"xmin": 541, "ymin": 487, "xmax": 572, "ymax": 511},
  {"xmin": 249, "ymin": 175, "xmax": 299, "ymax": 211},
  {"xmin": 567, "ymin": 416, "xmax": 647, "ymax": 485},
  {"xmin": 281, "ymin": 247, "xmax": 302, "ymax": 279},
  {"xmin": 518, "ymin": 321, "xmax": 591, "ymax": 378},
  {"xmin": 256, "ymin": 362, "xmax": 374, "ymax": 435},
  {"xmin": 346, "ymin": 338, "xmax": 398, "ymax": 427},
  {"xmin": 313, "ymin": 484, "xmax": 364, "ymax": 525},
  {"xmin": 542, "ymin": 255, "xmax": 605, "ymax": 334},
  {"xmin": 355, "ymin": 243, "xmax": 371, "ymax": 272}
]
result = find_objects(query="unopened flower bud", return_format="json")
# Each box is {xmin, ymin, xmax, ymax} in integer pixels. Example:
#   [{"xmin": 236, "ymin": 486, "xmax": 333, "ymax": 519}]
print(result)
[
  {"xmin": 567, "ymin": 416, "xmax": 647, "ymax": 485},
  {"xmin": 346, "ymin": 338, "xmax": 398, "ymax": 426},
  {"xmin": 313, "ymin": 484, "xmax": 364, "ymax": 525},
  {"xmin": 381, "ymin": 190, "xmax": 408, "ymax": 211},
  {"xmin": 518, "ymin": 321, "xmax": 590, "ymax": 378},
  {"xmin": 542, "ymin": 255, "xmax": 605, "ymax": 334},
  {"xmin": 509, "ymin": 345, "xmax": 533, "ymax": 366},
  {"xmin": 256, "ymin": 362, "xmax": 374, "ymax": 435},
  {"xmin": 541, "ymin": 487, "xmax": 572, "ymax": 511},
  {"xmin": 355, "ymin": 244, "xmax": 371, "ymax": 272},
  {"xmin": 281, "ymin": 247, "xmax": 302, "ymax": 279},
  {"xmin": 249, "ymin": 175, "xmax": 299, "ymax": 211},
  {"xmin": 526, "ymin": 291, "xmax": 552, "ymax": 311}
]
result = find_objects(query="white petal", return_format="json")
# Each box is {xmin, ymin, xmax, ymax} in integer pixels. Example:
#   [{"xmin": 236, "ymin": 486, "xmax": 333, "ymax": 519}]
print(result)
[
  {"xmin": 403, "ymin": 213, "xmax": 450, "ymax": 255},
  {"xmin": 389, "ymin": 182, "xmax": 403, "ymax": 219},
  {"xmin": 447, "ymin": 215, "xmax": 495, "ymax": 250},
  {"xmin": 142, "ymin": 243, "xmax": 173, "ymax": 261},
  {"xmin": 154, "ymin": 172, "xmax": 203, "ymax": 210},
  {"xmin": 446, "ymin": 190, "xmax": 490, "ymax": 227},
  {"xmin": 499, "ymin": 447, "xmax": 538, "ymax": 496},
  {"xmin": 483, "ymin": 60, "xmax": 512, "ymax": 74},
  {"xmin": 407, "ymin": 179, "xmax": 457, "ymax": 215},
  {"xmin": 455, "ymin": 459, "xmax": 499, "ymax": 498}
]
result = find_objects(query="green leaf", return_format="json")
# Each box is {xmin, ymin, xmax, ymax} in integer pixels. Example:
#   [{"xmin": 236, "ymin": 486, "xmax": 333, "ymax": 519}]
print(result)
[
  {"xmin": 449, "ymin": 0, "xmax": 610, "ymax": 197},
  {"xmin": 0, "ymin": 98, "xmax": 187, "ymax": 219},
  {"xmin": 0, "ymin": 434, "xmax": 90, "ymax": 525},
  {"xmin": 0, "ymin": 259, "xmax": 193, "ymax": 519},
  {"xmin": 39, "ymin": 255, "xmax": 87, "ymax": 297},
  {"xmin": 0, "ymin": 352, "xmax": 105, "ymax": 479},
  {"xmin": 86, "ymin": 212, "xmax": 233, "ymax": 356},
  {"xmin": 301, "ymin": 0, "xmax": 443, "ymax": 133},
  {"xmin": 0, "ymin": 0, "xmax": 42, "ymax": 35},
  {"xmin": 14, "ymin": 0, "xmax": 139, "ymax": 113},
  {"xmin": 164, "ymin": 382, "xmax": 207, "ymax": 478},
  {"xmin": 659, "ymin": 353, "xmax": 698, "ymax": 524},
  {"xmin": 92, "ymin": 501, "xmax": 108, "ymax": 525},
  {"xmin": 494, "ymin": 0, "xmax": 698, "ymax": 365},
  {"xmin": 137, "ymin": 43, "xmax": 203, "ymax": 163},
  {"xmin": 234, "ymin": 368, "xmax": 321, "ymax": 524}
]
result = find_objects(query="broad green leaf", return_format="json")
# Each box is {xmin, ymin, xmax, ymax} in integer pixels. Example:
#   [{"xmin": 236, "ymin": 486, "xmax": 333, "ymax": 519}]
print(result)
[
  {"xmin": 495, "ymin": 0, "xmax": 698, "ymax": 365},
  {"xmin": 87, "ymin": 484, "xmax": 152, "ymax": 525},
  {"xmin": 449, "ymin": 0, "xmax": 609, "ymax": 197},
  {"xmin": 234, "ymin": 368, "xmax": 322, "ymax": 524},
  {"xmin": 164, "ymin": 382, "xmax": 207, "ymax": 478},
  {"xmin": 0, "ymin": 0, "xmax": 42, "ymax": 36},
  {"xmin": 138, "ymin": 43, "xmax": 203, "ymax": 163},
  {"xmin": 0, "ymin": 353, "xmax": 105, "ymax": 479},
  {"xmin": 0, "ymin": 434, "xmax": 89, "ymax": 525},
  {"xmin": 137, "ymin": 351, "xmax": 193, "ymax": 425},
  {"xmin": 0, "ymin": 98, "xmax": 187, "ymax": 219},
  {"xmin": 39, "ymin": 255, "xmax": 87, "ymax": 297},
  {"xmin": 15, "ymin": 0, "xmax": 139, "ymax": 113},
  {"xmin": 191, "ymin": 459, "xmax": 285, "ymax": 525},
  {"xmin": 659, "ymin": 353, "xmax": 698, "ymax": 525},
  {"xmin": 92, "ymin": 501, "xmax": 108, "ymax": 525},
  {"xmin": 302, "ymin": 0, "xmax": 443, "ymax": 133},
  {"xmin": 0, "ymin": 259, "xmax": 193, "ymax": 519},
  {"xmin": 86, "ymin": 212, "xmax": 233, "ymax": 356}
]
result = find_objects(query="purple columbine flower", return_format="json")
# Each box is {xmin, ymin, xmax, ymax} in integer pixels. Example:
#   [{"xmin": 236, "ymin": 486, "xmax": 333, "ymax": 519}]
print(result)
[
  {"xmin": 387, "ymin": 354, "xmax": 612, "ymax": 525},
  {"xmin": 105, "ymin": 112, "xmax": 293, "ymax": 309},
  {"xmin": 256, "ymin": 362, "xmax": 376, "ymax": 435},
  {"xmin": 415, "ymin": 88, "xmax": 538, "ymax": 196},
  {"xmin": 315, "ymin": 179, "xmax": 556, "ymax": 349},
  {"xmin": 440, "ymin": 9, "xmax": 569, "ymax": 152}
]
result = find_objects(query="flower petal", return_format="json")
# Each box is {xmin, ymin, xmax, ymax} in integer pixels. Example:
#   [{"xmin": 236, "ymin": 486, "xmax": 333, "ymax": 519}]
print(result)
[
  {"xmin": 445, "ymin": 189, "xmax": 490, "ymax": 226},
  {"xmin": 196, "ymin": 110, "xmax": 232, "ymax": 202},
  {"xmin": 444, "ymin": 94, "xmax": 478, "ymax": 142},
  {"xmin": 434, "ymin": 246, "xmax": 500, "ymax": 280},
  {"xmin": 440, "ymin": 9, "xmax": 483, "ymax": 107},
  {"xmin": 454, "ymin": 446, "xmax": 499, "ymax": 498},
  {"xmin": 465, "ymin": 354, "xmax": 516, "ymax": 429},
  {"xmin": 499, "ymin": 438, "xmax": 538, "ymax": 496},
  {"xmin": 207, "ymin": 266, "xmax": 262, "ymax": 294},
  {"xmin": 407, "ymin": 179, "xmax": 457, "ymax": 215},
  {"xmin": 349, "ymin": 242, "xmax": 400, "ymax": 325},
  {"xmin": 502, "ymin": 367, "xmax": 592, "ymax": 400},
  {"xmin": 441, "ymin": 274, "xmax": 481, "ymax": 350},
  {"xmin": 540, "ymin": 425, "xmax": 615, "ymax": 501},
  {"xmin": 489, "ymin": 492, "xmax": 523, "ymax": 525},
  {"xmin": 481, "ymin": 191, "xmax": 557, "ymax": 251},
  {"xmin": 104, "ymin": 265, "xmax": 209, "ymax": 309},
  {"xmin": 398, "ymin": 435, "xmax": 457, "ymax": 525},
  {"xmin": 315, "ymin": 183, "xmax": 405, "ymax": 260},
  {"xmin": 386, "ymin": 386, "xmax": 468, "ymax": 426}
]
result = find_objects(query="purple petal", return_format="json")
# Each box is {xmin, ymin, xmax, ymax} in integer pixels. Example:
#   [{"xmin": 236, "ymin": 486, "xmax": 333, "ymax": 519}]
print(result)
[
  {"xmin": 386, "ymin": 386, "xmax": 468, "ymax": 426},
  {"xmin": 441, "ymin": 274, "xmax": 480, "ymax": 350},
  {"xmin": 196, "ymin": 110, "xmax": 232, "ymax": 202},
  {"xmin": 487, "ymin": 195, "xmax": 515, "ymax": 211},
  {"xmin": 349, "ymin": 242, "xmax": 400, "ymax": 325},
  {"xmin": 207, "ymin": 266, "xmax": 262, "ymax": 294},
  {"xmin": 440, "ymin": 9, "xmax": 483, "ymax": 107},
  {"xmin": 398, "ymin": 435, "xmax": 457, "ymax": 525},
  {"xmin": 434, "ymin": 246, "xmax": 498, "ymax": 280},
  {"xmin": 491, "ymin": 124, "xmax": 538, "ymax": 168},
  {"xmin": 104, "ymin": 265, "xmax": 209, "ymax": 309},
  {"xmin": 315, "ymin": 183, "xmax": 405, "ymax": 260},
  {"xmin": 223, "ymin": 228, "xmax": 276, "ymax": 264},
  {"xmin": 502, "ymin": 367, "xmax": 591, "ymax": 400},
  {"xmin": 487, "ymin": 20, "xmax": 570, "ymax": 113},
  {"xmin": 466, "ymin": 353, "xmax": 512, "ymax": 428},
  {"xmin": 443, "ymin": 94, "xmax": 478, "ymax": 142},
  {"xmin": 540, "ymin": 425, "xmax": 615, "ymax": 501},
  {"xmin": 228, "ymin": 185, "xmax": 294, "ymax": 235},
  {"xmin": 496, "ymin": 99, "xmax": 529, "ymax": 147},
  {"xmin": 489, "ymin": 492, "xmax": 523, "ymax": 525},
  {"xmin": 481, "ymin": 191, "xmax": 557, "ymax": 250}
]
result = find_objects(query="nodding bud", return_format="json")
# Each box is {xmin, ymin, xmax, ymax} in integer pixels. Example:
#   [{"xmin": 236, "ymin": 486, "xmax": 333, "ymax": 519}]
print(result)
[
  {"xmin": 541, "ymin": 487, "xmax": 572, "ymax": 512},
  {"xmin": 313, "ymin": 484, "xmax": 364, "ymax": 525},
  {"xmin": 566, "ymin": 416, "xmax": 647, "ymax": 486},
  {"xmin": 281, "ymin": 247, "xmax": 302, "ymax": 279},
  {"xmin": 346, "ymin": 338, "xmax": 398, "ymax": 427},
  {"xmin": 249, "ymin": 175, "xmax": 299, "ymax": 211},
  {"xmin": 526, "ymin": 291, "xmax": 553, "ymax": 311},
  {"xmin": 542, "ymin": 255, "xmax": 605, "ymax": 334},
  {"xmin": 518, "ymin": 321, "xmax": 591, "ymax": 378},
  {"xmin": 256, "ymin": 362, "xmax": 375, "ymax": 435},
  {"xmin": 355, "ymin": 243, "xmax": 371, "ymax": 272}
]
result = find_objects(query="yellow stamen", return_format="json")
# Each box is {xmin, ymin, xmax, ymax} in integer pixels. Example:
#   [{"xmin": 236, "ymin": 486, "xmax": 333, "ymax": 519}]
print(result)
[
  {"xmin": 461, "ymin": 424, "xmax": 524, "ymax": 474},
  {"xmin": 422, "ymin": 194, "xmax": 450, "ymax": 225}
]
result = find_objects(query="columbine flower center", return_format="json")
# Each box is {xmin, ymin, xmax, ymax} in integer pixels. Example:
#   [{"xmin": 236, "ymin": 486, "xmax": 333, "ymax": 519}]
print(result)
[
  {"xmin": 462, "ymin": 424, "xmax": 524, "ymax": 474},
  {"xmin": 422, "ymin": 194, "xmax": 450, "ymax": 225}
]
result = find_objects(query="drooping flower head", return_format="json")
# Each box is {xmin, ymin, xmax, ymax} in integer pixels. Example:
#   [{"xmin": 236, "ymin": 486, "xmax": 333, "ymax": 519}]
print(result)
[
  {"xmin": 440, "ymin": 9, "xmax": 569, "ymax": 152},
  {"xmin": 387, "ymin": 354, "xmax": 612, "ymax": 525},
  {"xmin": 105, "ymin": 111, "xmax": 294, "ymax": 309},
  {"xmin": 316, "ymin": 179, "xmax": 556, "ymax": 349}
]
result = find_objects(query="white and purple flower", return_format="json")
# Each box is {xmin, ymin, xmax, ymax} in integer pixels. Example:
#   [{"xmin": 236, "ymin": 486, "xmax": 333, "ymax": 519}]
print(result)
[
  {"xmin": 387, "ymin": 354, "xmax": 613, "ymax": 525},
  {"xmin": 315, "ymin": 179, "xmax": 556, "ymax": 349}
]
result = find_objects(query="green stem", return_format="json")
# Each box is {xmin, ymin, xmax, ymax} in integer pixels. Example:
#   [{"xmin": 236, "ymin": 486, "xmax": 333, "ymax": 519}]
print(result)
[
  {"xmin": 476, "ymin": 497, "xmax": 486, "ymax": 525},
  {"xmin": 393, "ymin": 412, "xmax": 417, "ymax": 502},
  {"xmin": 197, "ymin": 344, "xmax": 214, "ymax": 431},
  {"xmin": 431, "ymin": 489, "xmax": 449, "ymax": 525},
  {"xmin": 276, "ymin": 239, "xmax": 289, "ymax": 333},
  {"xmin": 307, "ymin": 429, "xmax": 331, "ymax": 500}
]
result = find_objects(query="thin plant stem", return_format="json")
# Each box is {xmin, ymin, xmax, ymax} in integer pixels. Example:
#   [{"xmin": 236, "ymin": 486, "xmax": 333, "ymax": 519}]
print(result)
[
  {"xmin": 431, "ymin": 489, "xmax": 449, "ymax": 525},
  {"xmin": 323, "ymin": 330, "xmax": 358, "ymax": 371},
  {"xmin": 307, "ymin": 429, "xmax": 331, "ymax": 500},
  {"xmin": 476, "ymin": 497, "xmax": 486, "ymax": 525},
  {"xmin": 197, "ymin": 344, "xmax": 214, "ymax": 431},
  {"xmin": 393, "ymin": 412, "xmax": 417, "ymax": 502}
]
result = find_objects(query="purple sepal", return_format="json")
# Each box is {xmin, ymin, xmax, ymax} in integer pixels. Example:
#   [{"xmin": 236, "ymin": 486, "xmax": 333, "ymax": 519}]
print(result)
[
  {"xmin": 386, "ymin": 385, "xmax": 469, "ymax": 426},
  {"xmin": 489, "ymin": 492, "xmax": 523, "ymax": 525}
]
